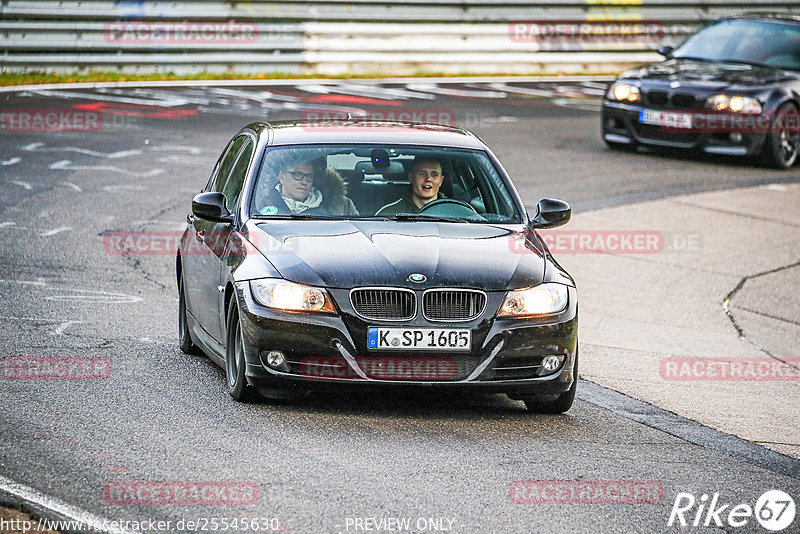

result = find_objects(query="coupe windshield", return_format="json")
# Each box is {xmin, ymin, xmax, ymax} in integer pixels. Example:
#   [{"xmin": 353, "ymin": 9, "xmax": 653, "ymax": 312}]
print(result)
[
  {"xmin": 673, "ymin": 19, "xmax": 800, "ymax": 70},
  {"xmin": 249, "ymin": 144, "xmax": 523, "ymax": 223}
]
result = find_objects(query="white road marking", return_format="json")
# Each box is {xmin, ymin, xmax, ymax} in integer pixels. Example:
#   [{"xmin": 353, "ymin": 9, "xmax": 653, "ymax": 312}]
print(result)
[
  {"xmin": 50, "ymin": 160, "xmax": 164, "ymax": 177},
  {"xmin": 8, "ymin": 180, "xmax": 32, "ymax": 190},
  {"xmin": 552, "ymin": 98, "xmax": 603, "ymax": 112},
  {"xmin": 52, "ymin": 320, "xmax": 84, "ymax": 335},
  {"xmin": 0, "ymin": 222, "xmax": 17, "ymax": 228},
  {"xmin": 0, "ymin": 278, "xmax": 48, "ymax": 286},
  {"xmin": 405, "ymin": 83, "xmax": 507, "ymax": 99},
  {"xmin": 482, "ymin": 82, "xmax": 558, "ymax": 97},
  {"xmin": 45, "ymin": 289, "xmax": 143, "ymax": 304},
  {"xmin": 0, "ymin": 75, "xmax": 615, "ymax": 93},
  {"xmin": 102, "ymin": 184, "xmax": 147, "ymax": 192},
  {"xmin": 765, "ymin": 184, "xmax": 788, "ymax": 192},
  {"xmin": 1, "ymin": 157, "xmax": 21, "ymax": 165},
  {"xmin": 26, "ymin": 88, "xmax": 190, "ymax": 107},
  {"xmin": 63, "ymin": 182, "xmax": 83, "ymax": 192},
  {"xmin": 23, "ymin": 142, "xmax": 141, "ymax": 159},
  {"xmin": 149, "ymin": 145, "xmax": 202, "ymax": 155},
  {"xmin": 0, "ymin": 474, "xmax": 139, "ymax": 534},
  {"xmin": 39, "ymin": 227, "xmax": 72, "ymax": 237},
  {"xmin": 156, "ymin": 154, "xmax": 214, "ymax": 167}
]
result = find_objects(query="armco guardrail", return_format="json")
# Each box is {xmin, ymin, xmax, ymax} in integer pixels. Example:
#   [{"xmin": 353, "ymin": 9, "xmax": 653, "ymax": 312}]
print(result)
[{"xmin": 1, "ymin": 1, "xmax": 797, "ymax": 75}]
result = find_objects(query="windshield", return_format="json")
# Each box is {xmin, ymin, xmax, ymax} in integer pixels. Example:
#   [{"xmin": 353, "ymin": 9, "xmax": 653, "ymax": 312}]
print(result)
[
  {"xmin": 673, "ymin": 19, "xmax": 800, "ymax": 70},
  {"xmin": 249, "ymin": 144, "xmax": 523, "ymax": 223}
]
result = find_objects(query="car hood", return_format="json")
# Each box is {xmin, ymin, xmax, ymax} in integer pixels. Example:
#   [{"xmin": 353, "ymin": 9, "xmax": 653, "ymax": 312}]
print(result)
[
  {"xmin": 621, "ymin": 58, "xmax": 797, "ymax": 90},
  {"xmin": 245, "ymin": 220, "xmax": 544, "ymax": 290}
]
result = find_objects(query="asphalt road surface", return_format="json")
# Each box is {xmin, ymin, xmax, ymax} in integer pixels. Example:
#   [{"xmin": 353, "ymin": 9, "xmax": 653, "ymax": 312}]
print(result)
[{"xmin": 1, "ymin": 80, "xmax": 798, "ymax": 534}]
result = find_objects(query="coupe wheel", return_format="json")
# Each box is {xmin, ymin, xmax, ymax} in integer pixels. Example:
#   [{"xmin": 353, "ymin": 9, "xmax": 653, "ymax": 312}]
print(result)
[
  {"xmin": 178, "ymin": 276, "xmax": 200, "ymax": 355},
  {"xmin": 225, "ymin": 299, "xmax": 257, "ymax": 402},
  {"xmin": 761, "ymin": 103, "xmax": 799, "ymax": 169},
  {"xmin": 520, "ymin": 350, "xmax": 578, "ymax": 414}
]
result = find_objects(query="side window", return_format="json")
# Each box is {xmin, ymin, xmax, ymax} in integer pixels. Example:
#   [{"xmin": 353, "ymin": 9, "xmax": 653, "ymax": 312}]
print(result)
[
  {"xmin": 221, "ymin": 138, "xmax": 255, "ymax": 212},
  {"xmin": 207, "ymin": 135, "xmax": 247, "ymax": 193}
]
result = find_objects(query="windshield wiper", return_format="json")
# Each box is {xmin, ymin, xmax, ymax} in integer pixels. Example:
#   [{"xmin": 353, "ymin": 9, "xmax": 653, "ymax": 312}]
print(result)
[
  {"xmin": 673, "ymin": 55, "xmax": 714, "ymax": 62},
  {"xmin": 251, "ymin": 213, "xmax": 342, "ymax": 220},
  {"xmin": 718, "ymin": 58, "xmax": 770, "ymax": 68},
  {"xmin": 391, "ymin": 213, "xmax": 469, "ymax": 223}
]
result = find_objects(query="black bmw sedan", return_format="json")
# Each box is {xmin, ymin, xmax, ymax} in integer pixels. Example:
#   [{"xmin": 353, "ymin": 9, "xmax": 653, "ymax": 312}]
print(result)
[
  {"xmin": 177, "ymin": 121, "xmax": 578, "ymax": 413},
  {"xmin": 602, "ymin": 14, "xmax": 800, "ymax": 168}
]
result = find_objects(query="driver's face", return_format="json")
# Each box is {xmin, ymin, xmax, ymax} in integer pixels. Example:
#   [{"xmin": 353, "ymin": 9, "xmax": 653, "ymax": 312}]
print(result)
[{"xmin": 409, "ymin": 161, "xmax": 443, "ymax": 208}]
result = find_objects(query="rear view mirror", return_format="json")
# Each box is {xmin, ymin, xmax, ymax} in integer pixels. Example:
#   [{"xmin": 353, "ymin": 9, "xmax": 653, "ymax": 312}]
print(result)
[
  {"xmin": 529, "ymin": 198, "xmax": 571, "ymax": 229},
  {"xmin": 192, "ymin": 192, "xmax": 233, "ymax": 223},
  {"xmin": 657, "ymin": 45, "xmax": 674, "ymax": 58}
]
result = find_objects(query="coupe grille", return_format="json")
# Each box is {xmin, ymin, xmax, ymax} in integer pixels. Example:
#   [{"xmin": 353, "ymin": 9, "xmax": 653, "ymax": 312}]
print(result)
[
  {"xmin": 423, "ymin": 290, "xmax": 486, "ymax": 321},
  {"xmin": 646, "ymin": 90, "xmax": 669, "ymax": 107},
  {"xmin": 671, "ymin": 93, "xmax": 697, "ymax": 109},
  {"xmin": 350, "ymin": 288, "xmax": 415, "ymax": 320}
]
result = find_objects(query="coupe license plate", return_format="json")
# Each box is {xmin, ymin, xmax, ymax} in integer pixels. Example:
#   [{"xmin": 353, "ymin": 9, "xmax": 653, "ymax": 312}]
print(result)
[
  {"xmin": 639, "ymin": 109, "xmax": 693, "ymax": 129},
  {"xmin": 367, "ymin": 327, "xmax": 471, "ymax": 351}
]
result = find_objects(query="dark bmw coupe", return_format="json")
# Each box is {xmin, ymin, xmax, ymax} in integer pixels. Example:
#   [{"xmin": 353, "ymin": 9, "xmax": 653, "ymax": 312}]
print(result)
[
  {"xmin": 602, "ymin": 14, "xmax": 800, "ymax": 168},
  {"xmin": 177, "ymin": 121, "xmax": 578, "ymax": 412}
]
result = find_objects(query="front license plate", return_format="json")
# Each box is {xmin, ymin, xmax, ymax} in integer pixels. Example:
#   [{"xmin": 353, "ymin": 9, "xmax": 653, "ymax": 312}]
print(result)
[
  {"xmin": 639, "ymin": 109, "xmax": 693, "ymax": 129},
  {"xmin": 367, "ymin": 327, "xmax": 471, "ymax": 351}
]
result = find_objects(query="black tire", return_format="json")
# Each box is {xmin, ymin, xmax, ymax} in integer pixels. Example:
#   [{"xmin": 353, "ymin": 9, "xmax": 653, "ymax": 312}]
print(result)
[
  {"xmin": 520, "ymin": 350, "xmax": 578, "ymax": 414},
  {"xmin": 761, "ymin": 102, "xmax": 799, "ymax": 169},
  {"xmin": 178, "ymin": 276, "xmax": 200, "ymax": 355},
  {"xmin": 225, "ymin": 299, "xmax": 258, "ymax": 402}
]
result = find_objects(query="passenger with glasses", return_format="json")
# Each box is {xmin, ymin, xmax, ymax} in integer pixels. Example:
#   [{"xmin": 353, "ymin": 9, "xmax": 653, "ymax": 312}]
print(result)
[{"xmin": 255, "ymin": 156, "xmax": 357, "ymax": 216}]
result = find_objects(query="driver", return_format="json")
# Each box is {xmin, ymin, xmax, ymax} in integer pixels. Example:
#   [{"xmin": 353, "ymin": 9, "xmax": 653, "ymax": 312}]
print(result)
[{"xmin": 376, "ymin": 156, "xmax": 445, "ymax": 216}]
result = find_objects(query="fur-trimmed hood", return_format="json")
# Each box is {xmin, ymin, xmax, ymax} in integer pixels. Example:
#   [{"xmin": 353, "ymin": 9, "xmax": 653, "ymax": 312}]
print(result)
[{"xmin": 315, "ymin": 168, "xmax": 348, "ymax": 204}]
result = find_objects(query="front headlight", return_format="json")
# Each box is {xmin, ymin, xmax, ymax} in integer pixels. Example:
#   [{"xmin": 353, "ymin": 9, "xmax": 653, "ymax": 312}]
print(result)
[
  {"xmin": 249, "ymin": 279, "xmax": 335, "ymax": 313},
  {"xmin": 706, "ymin": 94, "xmax": 762, "ymax": 114},
  {"xmin": 607, "ymin": 83, "xmax": 641, "ymax": 103},
  {"xmin": 498, "ymin": 283, "xmax": 569, "ymax": 317}
]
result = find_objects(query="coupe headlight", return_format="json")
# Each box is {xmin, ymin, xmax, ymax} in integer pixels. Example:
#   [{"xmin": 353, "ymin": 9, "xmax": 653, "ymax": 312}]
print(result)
[
  {"xmin": 607, "ymin": 83, "xmax": 641, "ymax": 103},
  {"xmin": 249, "ymin": 279, "xmax": 335, "ymax": 313},
  {"xmin": 498, "ymin": 283, "xmax": 569, "ymax": 317},
  {"xmin": 706, "ymin": 94, "xmax": 762, "ymax": 114}
]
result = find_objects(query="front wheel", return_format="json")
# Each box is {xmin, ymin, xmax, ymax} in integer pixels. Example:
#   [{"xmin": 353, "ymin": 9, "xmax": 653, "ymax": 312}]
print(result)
[
  {"xmin": 225, "ymin": 299, "xmax": 258, "ymax": 402},
  {"xmin": 519, "ymin": 350, "xmax": 578, "ymax": 414},
  {"xmin": 761, "ymin": 102, "xmax": 799, "ymax": 169}
]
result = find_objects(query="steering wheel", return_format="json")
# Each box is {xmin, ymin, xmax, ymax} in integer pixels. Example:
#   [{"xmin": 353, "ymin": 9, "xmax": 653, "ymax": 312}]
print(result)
[{"xmin": 418, "ymin": 198, "xmax": 480, "ymax": 216}]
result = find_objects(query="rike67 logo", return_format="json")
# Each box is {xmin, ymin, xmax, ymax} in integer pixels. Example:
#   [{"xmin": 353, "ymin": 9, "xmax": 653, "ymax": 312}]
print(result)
[{"xmin": 668, "ymin": 490, "xmax": 795, "ymax": 531}]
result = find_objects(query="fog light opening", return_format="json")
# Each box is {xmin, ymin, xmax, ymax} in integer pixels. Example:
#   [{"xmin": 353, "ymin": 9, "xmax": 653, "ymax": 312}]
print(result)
[
  {"xmin": 729, "ymin": 132, "xmax": 743, "ymax": 143},
  {"xmin": 538, "ymin": 354, "xmax": 565, "ymax": 376},
  {"xmin": 264, "ymin": 350, "xmax": 286, "ymax": 369}
]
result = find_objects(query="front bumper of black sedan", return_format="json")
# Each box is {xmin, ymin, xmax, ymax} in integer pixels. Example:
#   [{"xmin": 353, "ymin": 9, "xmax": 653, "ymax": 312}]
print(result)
[
  {"xmin": 602, "ymin": 100, "xmax": 768, "ymax": 156},
  {"xmin": 232, "ymin": 282, "xmax": 578, "ymax": 396}
]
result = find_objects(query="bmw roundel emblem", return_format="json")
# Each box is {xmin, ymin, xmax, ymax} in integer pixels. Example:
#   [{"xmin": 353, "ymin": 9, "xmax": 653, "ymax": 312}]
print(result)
[{"xmin": 408, "ymin": 273, "xmax": 426, "ymax": 283}]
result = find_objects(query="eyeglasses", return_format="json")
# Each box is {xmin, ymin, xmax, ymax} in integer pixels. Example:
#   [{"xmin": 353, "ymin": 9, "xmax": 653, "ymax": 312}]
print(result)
[{"xmin": 283, "ymin": 170, "xmax": 315, "ymax": 182}]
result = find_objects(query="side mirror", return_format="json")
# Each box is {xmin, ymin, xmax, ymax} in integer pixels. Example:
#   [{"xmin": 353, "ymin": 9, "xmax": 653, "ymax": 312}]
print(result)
[
  {"xmin": 529, "ymin": 198, "xmax": 571, "ymax": 229},
  {"xmin": 657, "ymin": 45, "xmax": 674, "ymax": 58},
  {"xmin": 192, "ymin": 192, "xmax": 233, "ymax": 223}
]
